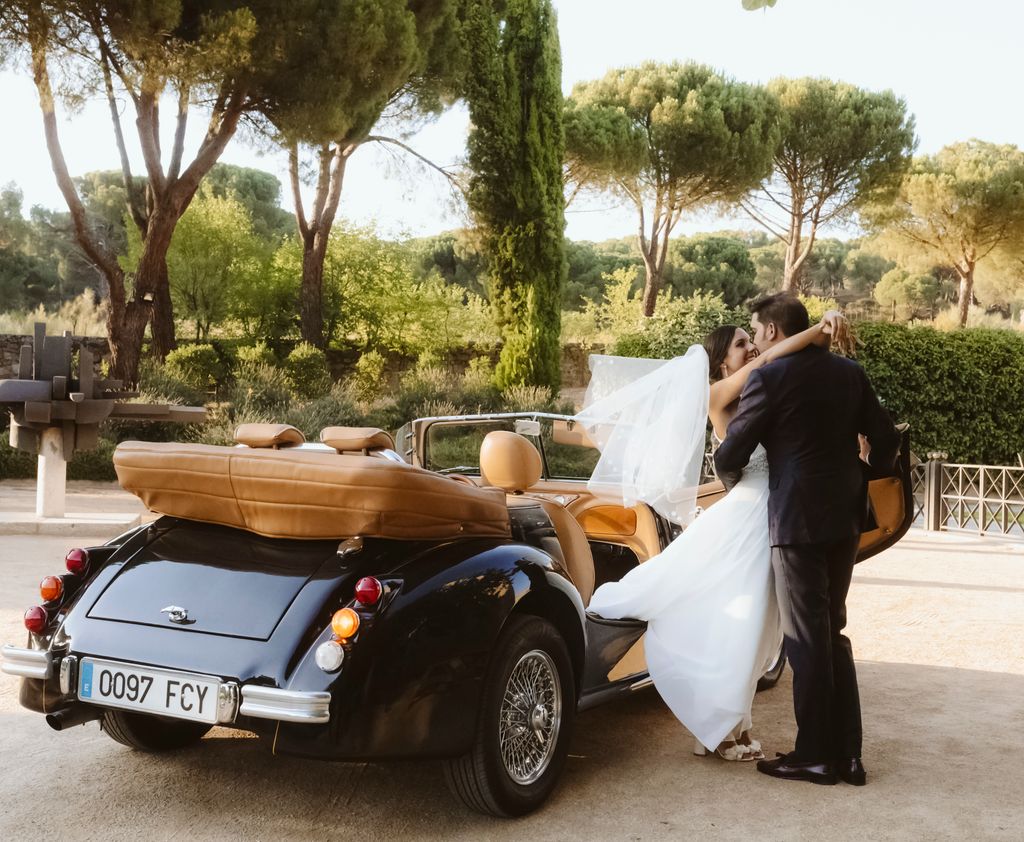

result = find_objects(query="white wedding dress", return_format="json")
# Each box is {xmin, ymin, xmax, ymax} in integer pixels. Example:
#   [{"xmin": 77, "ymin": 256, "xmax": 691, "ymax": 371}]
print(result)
[{"xmin": 577, "ymin": 348, "xmax": 782, "ymax": 750}]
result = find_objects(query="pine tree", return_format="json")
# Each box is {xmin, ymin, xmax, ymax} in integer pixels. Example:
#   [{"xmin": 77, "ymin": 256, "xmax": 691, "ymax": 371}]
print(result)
[{"xmin": 465, "ymin": 0, "xmax": 566, "ymax": 390}]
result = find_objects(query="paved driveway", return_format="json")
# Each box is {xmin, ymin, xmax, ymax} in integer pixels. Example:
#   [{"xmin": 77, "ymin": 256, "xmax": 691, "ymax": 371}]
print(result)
[{"xmin": 1, "ymin": 520, "xmax": 1021, "ymax": 841}]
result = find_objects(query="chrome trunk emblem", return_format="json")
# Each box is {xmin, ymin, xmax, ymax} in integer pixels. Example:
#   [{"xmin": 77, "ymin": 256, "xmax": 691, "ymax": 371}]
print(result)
[{"xmin": 160, "ymin": 605, "xmax": 194, "ymax": 625}]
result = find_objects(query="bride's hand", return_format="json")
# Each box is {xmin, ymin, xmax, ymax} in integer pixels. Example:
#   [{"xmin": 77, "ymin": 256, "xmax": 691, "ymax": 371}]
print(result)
[
  {"xmin": 858, "ymin": 433, "xmax": 871, "ymax": 464},
  {"xmin": 820, "ymin": 310, "xmax": 853, "ymax": 355}
]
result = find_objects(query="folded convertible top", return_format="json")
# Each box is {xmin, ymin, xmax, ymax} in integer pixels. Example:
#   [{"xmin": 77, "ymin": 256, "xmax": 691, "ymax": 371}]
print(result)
[{"xmin": 113, "ymin": 441, "xmax": 511, "ymax": 541}]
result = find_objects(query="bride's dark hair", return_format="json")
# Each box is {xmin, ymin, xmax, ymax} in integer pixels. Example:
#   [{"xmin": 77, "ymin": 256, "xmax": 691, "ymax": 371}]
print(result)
[{"xmin": 704, "ymin": 324, "xmax": 739, "ymax": 383}]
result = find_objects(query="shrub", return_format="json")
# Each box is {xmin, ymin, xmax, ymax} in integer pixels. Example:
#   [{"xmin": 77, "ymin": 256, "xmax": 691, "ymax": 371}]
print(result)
[
  {"xmin": 857, "ymin": 322, "xmax": 1024, "ymax": 464},
  {"xmin": 284, "ymin": 383, "xmax": 363, "ymax": 439},
  {"xmin": 285, "ymin": 342, "xmax": 332, "ymax": 400},
  {"xmin": 459, "ymin": 356, "xmax": 502, "ymax": 411},
  {"xmin": 931, "ymin": 305, "xmax": 1018, "ymax": 332},
  {"xmin": 0, "ymin": 436, "xmax": 36, "ymax": 479},
  {"xmin": 501, "ymin": 384, "xmax": 555, "ymax": 412},
  {"xmin": 611, "ymin": 291, "xmax": 745, "ymax": 359},
  {"xmin": 164, "ymin": 344, "xmax": 225, "ymax": 391},
  {"xmin": 66, "ymin": 438, "xmax": 117, "ymax": 481},
  {"xmin": 392, "ymin": 365, "xmax": 457, "ymax": 420},
  {"xmin": 352, "ymin": 350, "xmax": 387, "ymax": 401},
  {"xmin": 0, "ymin": 433, "xmax": 118, "ymax": 481},
  {"xmin": 0, "ymin": 289, "xmax": 107, "ymax": 337},
  {"xmin": 610, "ymin": 331, "xmax": 658, "ymax": 358},
  {"xmin": 137, "ymin": 358, "xmax": 207, "ymax": 407},
  {"xmin": 798, "ymin": 294, "xmax": 839, "ymax": 325},
  {"xmin": 227, "ymin": 362, "xmax": 292, "ymax": 417},
  {"xmin": 872, "ymin": 270, "xmax": 941, "ymax": 321},
  {"xmin": 235, "ymin": 341, "xmax": 277, "ymax": 370}
]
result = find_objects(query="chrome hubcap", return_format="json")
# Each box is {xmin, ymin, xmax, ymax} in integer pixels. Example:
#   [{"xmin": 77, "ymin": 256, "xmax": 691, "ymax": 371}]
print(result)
[{"xmin": 499, "ymin": 649, "xmax": 561, "ymax": 785}]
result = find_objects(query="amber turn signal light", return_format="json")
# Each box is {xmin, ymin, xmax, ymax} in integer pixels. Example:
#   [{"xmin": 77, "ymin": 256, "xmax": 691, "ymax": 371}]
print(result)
[
  {"xmin": 331, "ymin": 607, "xmax": 360, "ymax": 640},
  {"xmin": 39, "ymin": 575, "xmax": 63, "ymax": 603}
]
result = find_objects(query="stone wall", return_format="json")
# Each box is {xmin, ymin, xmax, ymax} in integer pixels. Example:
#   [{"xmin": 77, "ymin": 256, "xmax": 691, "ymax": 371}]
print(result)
[{"xmin": 0, "ymin": 334, "xmax": 603, "ymax": 389}]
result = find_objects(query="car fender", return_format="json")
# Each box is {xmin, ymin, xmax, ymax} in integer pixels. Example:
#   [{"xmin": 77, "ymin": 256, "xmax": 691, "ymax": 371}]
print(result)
[{"xmin": 272, "ymin": 539, "xmax": 585, "ymax": 761}]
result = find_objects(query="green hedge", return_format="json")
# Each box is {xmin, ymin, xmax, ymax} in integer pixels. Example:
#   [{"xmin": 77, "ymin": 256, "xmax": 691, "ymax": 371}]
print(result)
[
  {"xmin": 0, "ymin": 435, "xmax": 117, "ymax": 481},
  {"xmin": 857, "ymin": 322, "xmax": 1024, "ymax": 464}
]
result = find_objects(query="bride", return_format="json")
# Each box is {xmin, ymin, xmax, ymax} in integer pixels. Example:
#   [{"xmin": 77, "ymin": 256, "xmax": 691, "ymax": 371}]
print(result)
[{"xmin": 577, "ymin": 310, "xmax": 847, "ymax": 762}]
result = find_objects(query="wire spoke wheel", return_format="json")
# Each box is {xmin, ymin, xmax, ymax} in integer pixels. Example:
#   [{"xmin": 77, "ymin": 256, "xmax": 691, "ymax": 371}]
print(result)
[
  {"xmin": 498, "ymin": 649, "xmax": 561, "ymax": 785},
  {"xmin": 443, "ymin": 615, "xmax": 575, "ymax": 816}
]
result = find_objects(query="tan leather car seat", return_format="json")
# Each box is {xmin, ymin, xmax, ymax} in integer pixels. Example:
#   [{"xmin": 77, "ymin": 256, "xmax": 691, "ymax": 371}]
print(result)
[{"xmin": 480, "ymin": 431, "xmax": 596, "ymax": 606}]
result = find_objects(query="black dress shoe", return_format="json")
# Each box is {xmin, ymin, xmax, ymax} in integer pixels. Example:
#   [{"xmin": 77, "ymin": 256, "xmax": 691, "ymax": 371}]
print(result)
[
  {"xmin": 837, "ymin": 757, "xmax": 867, "ymax": 786},
  {"xmin": 756, "ymin": 752, "xmax": 837, "ymax": 785}
]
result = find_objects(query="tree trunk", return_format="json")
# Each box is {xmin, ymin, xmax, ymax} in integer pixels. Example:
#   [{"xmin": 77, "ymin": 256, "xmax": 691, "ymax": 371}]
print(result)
[
  {"xmin": 294, "ymin": 146, "xmax": 350, "ymax": 348},
  {"xmin": 299, "ymin": 235, "xmax": 328, "ymax": 347},
  {"xmin": 132, "ymin": 212, "xmax": 178, "ymax": 359},
  {"xmin": 782, "ymin": 224, "xmax": 802, "ymax": 293},
  {"xmin": 957, "ymin": 265, "xmax": 974, "ymax": 327},
  {"xmin": 640, "ymin": 264, "xmax": 661, "ymax": 317},
  {"xmin": 107, "ymin": 299, "xmax": 151, "ymax": 387},
  {"xmin": 150, "ymin": 264, "xmax": 177, "ymax": 358}
]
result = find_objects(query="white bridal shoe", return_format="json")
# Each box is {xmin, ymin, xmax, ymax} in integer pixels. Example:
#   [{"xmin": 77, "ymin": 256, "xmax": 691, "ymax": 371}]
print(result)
[{"xmin": 693, "ymin": 735, "xmax": 765, "ymax": 762}]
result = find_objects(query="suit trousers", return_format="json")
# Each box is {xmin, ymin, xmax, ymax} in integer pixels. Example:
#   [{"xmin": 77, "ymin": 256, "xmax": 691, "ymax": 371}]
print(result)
[{"xmin": 771, "ymin": 536, "xmax": 862, "ymax": 761}]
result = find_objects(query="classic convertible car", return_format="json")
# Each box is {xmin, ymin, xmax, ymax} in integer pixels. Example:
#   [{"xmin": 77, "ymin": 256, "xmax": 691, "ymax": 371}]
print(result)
[{"xmin": 2, "ymin": 414, "xmax": 913, "ymax": 816}]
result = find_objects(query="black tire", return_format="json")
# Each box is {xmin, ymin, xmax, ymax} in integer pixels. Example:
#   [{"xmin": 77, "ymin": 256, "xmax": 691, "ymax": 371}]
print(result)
[
  {"xmin": 443, "ymin": 614, "xmax": 576, "ymax": 817},
  {"xmin": 101, "ymin": 710, "xmax": 211, "ymax": 752},
  {"xmin": 756, "ymin": 642, "xmax": 787, "ymax": 692}
]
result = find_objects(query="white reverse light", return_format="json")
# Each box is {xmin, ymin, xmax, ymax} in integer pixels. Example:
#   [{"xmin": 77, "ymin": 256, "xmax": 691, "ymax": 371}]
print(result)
[{"xmin": 315, "ymin": 640, "xmax": 345, "ymax": 672}]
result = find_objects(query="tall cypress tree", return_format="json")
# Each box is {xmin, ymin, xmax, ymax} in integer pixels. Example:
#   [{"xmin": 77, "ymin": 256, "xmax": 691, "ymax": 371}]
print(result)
[{"xmin": 465, "ymin": 0, "xmax": 566, "ymax": 390}]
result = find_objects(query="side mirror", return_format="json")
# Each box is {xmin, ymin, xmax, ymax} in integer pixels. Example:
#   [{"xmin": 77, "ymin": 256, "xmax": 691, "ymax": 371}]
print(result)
[{"xmin": 551, "ymin": 419, "xmax": 597, "ymax": 448}]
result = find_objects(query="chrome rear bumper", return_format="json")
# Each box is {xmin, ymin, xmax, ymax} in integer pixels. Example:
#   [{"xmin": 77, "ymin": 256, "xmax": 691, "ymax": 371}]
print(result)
[
  {"xmin": 3, "ymin": 644, "xmax": 329, "ymax": 724},
  {"xmin": 1, "ymin": 644, "xmax": 53, "ymax": 680},
  {"xmin": 239, "ymin": 685, "xmax": 331, "ymax": 724}
]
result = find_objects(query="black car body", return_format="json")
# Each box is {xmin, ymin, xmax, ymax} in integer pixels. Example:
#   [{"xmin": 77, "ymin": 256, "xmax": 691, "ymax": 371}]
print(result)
[{"xmin": 2, "ymin": 415, "xmax": 914, "ymax": 816}]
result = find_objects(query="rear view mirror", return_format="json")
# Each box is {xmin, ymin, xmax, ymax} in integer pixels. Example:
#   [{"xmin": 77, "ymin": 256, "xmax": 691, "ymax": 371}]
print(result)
[{"xmin": 514, "ymin": 419, "xmax": 542, "ymax": 437}]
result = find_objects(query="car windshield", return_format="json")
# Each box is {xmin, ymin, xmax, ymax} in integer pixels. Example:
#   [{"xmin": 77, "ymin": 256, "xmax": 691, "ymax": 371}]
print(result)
[{"xmin": 423, "ymin": 416, "xmax": 600, "ymax": 480}]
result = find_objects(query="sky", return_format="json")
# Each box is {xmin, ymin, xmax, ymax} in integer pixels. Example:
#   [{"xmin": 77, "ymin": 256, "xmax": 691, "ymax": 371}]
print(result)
[{"xmin": 1, "ymin": 0, "xmax": 1022, "ymax": 243}]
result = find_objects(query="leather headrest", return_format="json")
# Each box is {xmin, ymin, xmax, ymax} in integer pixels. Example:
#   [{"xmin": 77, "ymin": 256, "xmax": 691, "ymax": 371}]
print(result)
[
  {"xmin": 321, "ymin": 426, "xmax": 395, "ymax": 453},
  {"xmin": 480, "ymin": 431, "xmax": 542, "ymax": 493},
  {"xmin": 234, "ymin": 423, "xmax": 305, "ymax": 449}
]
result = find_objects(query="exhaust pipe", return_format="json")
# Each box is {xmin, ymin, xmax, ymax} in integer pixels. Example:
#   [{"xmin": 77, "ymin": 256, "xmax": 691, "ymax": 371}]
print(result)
[{"xmin": 46, "ymin": 705, "xmax": 103, "ymax": 731}]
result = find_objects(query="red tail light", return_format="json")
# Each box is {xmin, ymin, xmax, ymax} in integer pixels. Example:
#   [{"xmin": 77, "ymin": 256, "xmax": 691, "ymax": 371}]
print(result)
[
  {"xmin": 354, "ymin": 577, "xmax": 383, "ymax": 606},
  {"xmin": 65, "ymin": 548, "xmax": 90, "ymax": 576},
  {"xmin": 24, "ymin": 606, "xmax": 48, "ymax": 634}
]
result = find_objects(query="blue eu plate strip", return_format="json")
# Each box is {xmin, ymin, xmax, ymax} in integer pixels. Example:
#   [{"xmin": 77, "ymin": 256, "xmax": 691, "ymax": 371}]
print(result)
[{"xmin": 80, "ymin": 660, "xmax": 93, "ymax": 698}]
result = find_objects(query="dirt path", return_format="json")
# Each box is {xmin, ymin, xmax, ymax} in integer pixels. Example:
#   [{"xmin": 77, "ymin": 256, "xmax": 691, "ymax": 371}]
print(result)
[{"xmin": 1, "ymin": 527, "xmax": 1021, "ymax": 840}]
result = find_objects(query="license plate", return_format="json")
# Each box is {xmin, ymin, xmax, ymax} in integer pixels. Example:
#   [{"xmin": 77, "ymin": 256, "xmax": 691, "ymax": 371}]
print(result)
[{"xmin": 78, "ymin": 658, "xmax": 221, "ymax": 724}]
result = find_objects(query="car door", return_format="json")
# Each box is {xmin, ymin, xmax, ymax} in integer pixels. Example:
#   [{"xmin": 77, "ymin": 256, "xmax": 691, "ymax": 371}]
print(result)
[{"xmin": 856, "ymin": 425, "xmax": 915, "ymax": 562}]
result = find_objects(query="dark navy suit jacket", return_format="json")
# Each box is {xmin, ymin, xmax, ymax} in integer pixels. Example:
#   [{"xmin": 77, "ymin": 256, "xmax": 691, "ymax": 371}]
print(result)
[{"xmin": 713, "ymin": 346, "xmax": 899, "ymax": 547}]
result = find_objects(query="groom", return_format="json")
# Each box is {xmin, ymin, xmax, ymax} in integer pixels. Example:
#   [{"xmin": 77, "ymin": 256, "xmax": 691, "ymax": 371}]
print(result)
[{"xmin": 714, "ymin": 293, "xmax": 899, "ymax": 787}]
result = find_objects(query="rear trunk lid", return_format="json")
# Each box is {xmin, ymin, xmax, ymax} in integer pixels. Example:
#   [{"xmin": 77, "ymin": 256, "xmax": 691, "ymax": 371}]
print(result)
[{"xmin": 87, "ymin": 522, "xmax": 338, "ymax": 641}]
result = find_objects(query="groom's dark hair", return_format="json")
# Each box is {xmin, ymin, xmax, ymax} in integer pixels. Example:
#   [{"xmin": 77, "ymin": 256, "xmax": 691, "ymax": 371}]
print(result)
[{"xmin": 749, "ymin": 293, "xmax": 809, "ymax": 338}]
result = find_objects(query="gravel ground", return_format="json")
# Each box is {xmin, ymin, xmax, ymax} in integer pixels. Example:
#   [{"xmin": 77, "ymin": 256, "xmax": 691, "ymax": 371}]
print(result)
[{"xmin": 0, "ymin": 491, "xmax": 1021, "ymax": 841}]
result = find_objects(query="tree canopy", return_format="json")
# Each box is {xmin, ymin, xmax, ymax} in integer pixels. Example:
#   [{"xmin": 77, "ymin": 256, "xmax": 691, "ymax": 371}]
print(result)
[
  {"xmin": 865, "ymin": 140, "xmax": 1024, "ymax": 326},
  {"xmin": 0, "ymin": 0, "xmax": 458, "ymax": 382},
  {"xmin": 564, "ymin": 62, "xmax": 778, "ymax": 315},
  {"xmin": 662, "ymin": 235, "xmax": 757, "ymax": 307},
  {"xmin": 742, "ymin": 77, "xmax": 915, "ymax": 291}
]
